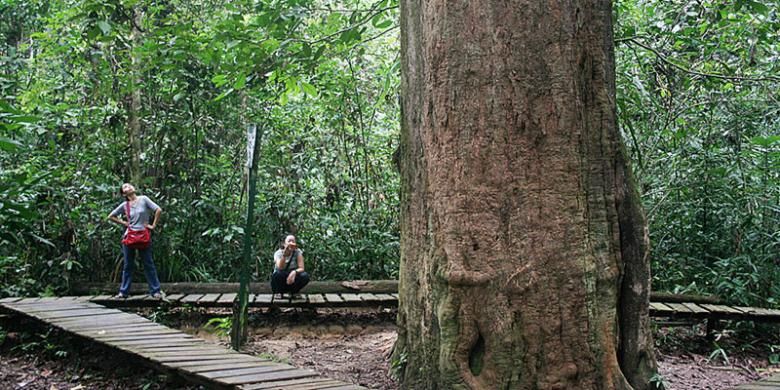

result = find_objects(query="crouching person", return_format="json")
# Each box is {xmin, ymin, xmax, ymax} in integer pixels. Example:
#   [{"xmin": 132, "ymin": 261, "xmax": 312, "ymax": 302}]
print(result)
[{"xmin": 271, "ymin": 235, "xmax": 310, "ymax": 296}]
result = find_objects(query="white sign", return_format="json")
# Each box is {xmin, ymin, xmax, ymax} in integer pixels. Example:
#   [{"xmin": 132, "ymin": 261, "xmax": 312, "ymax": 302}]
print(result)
[{"xmin": 246, "ymin": 123, "xmax": 257, "ymax": 169}]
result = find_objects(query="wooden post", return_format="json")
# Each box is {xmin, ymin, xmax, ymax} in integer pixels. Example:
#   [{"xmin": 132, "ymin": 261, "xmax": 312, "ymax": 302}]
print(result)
[{"xmin": 231, "ymin": 123, "xmax": 262, "ymax": 350}]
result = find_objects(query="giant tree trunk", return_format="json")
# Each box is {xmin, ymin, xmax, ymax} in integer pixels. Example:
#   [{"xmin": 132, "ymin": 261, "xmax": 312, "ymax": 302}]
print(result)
[{"xmin": 394, "ymin": 1, "xmax": 657, "ymax": 389}]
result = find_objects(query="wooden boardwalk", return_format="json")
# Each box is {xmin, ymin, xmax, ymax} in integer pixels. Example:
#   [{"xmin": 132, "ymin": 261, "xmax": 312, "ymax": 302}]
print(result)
[
  {"xmin": 22, "ymin": 292, "xmax": 780, "ymax": 325},
  {"xmin": 649, "ymin": 301, "xmax": 780, "ymax": 323},
  {"xmin": 48, "ymin": 292, "xmax": 399, "ymax": 309},
  {"xmin": 735, "ymin": 373, "xmax": 780, "ymax": 389},
  {"xmin": 0, "ymin": 297, "xmax": 363, "ymax": 390}
]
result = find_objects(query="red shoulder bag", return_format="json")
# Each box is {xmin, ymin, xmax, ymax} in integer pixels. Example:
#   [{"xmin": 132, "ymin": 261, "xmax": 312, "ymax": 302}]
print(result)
[{"xmin": 121, "ymin": 200, "xmax": 151, "ymax": 249}]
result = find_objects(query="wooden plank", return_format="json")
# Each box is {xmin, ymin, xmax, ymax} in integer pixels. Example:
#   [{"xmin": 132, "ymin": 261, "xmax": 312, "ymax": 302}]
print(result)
[
  {"xmin": 324, "ymin": 294, "xmax": 343, "ymax": 304},
  {"xmin": 699, "ymin": 304, "xmax": 742, "ymax": 315},
  {"xmin": 110, "ymin": 339, "xmax": 204, "ymax": 348},
  {"xmin": 0, "ymin": 297, "xmax": 24, "ymax": 303},
  {"xmin": 138, "ymin": 342, "xmax": 220, "ymax": 350},
  {"xmin": 153, "ymin": 354, "xmax": 250, "ymax": 363},
  {"xmin": 241, "ymin": 378, "xmax": 342, "ymax": 390},
  {"xmin": 339, "ymin": 294, "xmax": 363, "ymax": 304},
  {"xmin": 35, "ymin": 309, "xmax": 126, "ymax": 320},
  {"xmin": 255, "ymin": 294, "xmax": 273, "ymax": 305},
  {"xmin": 307, "ymin": 294, "xmax": 326, "ymax": 304},
  {"xmin": 265, "ymin": 380, "xmax": 350, "ymax": 390},
  {"xmin": 84, "ymin": 327, "xmax": 181, "ymax": 336},
  {"xmin": 166, "ymin": 358, "xmax": 262, "ymax": 368},
  {"xmin": 219, "ymin": 368, "xmax": 319, "ymax": 385},
  {"xmin": 10, "ymin": 304, "xmax": 96, "ymax": 313},
  {"xmin": 373, "ymin": 293, "xmax": 396, "ymax": 302},
  {"xmin": 290, "ymin": 294, "xmax": 308, "ymax": 304},
  {"xmin": 199, "ymin": 364, "xmax": 292, "ymax": 379},
  {"xmin": 680, "ymin": 302, "xmax": 709, "ymax": 314},
  {"xmin": 358, "ymin": 293, "xmax": 381, "ymax": 302},
  {"xmin": 96, "ymin": 334, "xmax": 198, "ymax": 343},
  {"xmin": 190, "ymin": 361, "xmax": 275, "ymax": 373},
  {"xmin": 55, "ymin": 315, "xmax": 149, "ymax": 326},
  {"xmin": 218, "ymin": 293, "xmax": 237, "ymax": 304},
  {"xmin": 199, "ymin": 293, "xmax": 222, "ymax": 304},
  {"xmin": 165, "ymin": 294, "xmax": 186, "ymax": 302},
  {"xmin": 64, "ymin": 322, "xmax": 164, "ymax": 332},
  {"xmin": 665, "ymin": 303, "xmax": 694, "ymax": 313},
  {"xmin": 734, "ymin": 306, "xmax": 761, "ymax": 315},
  {"xmin": 90, "ymin": 295, "xmax": 114, "ymax": 301},
  {"xmin": 143, "ymin": 350, "xmax": 235, "ymax": 358},
  {"xmin": 649, "ymin": 302, "xmax": 675, "ymax": 313},
  {"xmin": 180, "ymin": 294, "xmax": 205, "ymax": 304},
  {"xmin": 132, "ymin": 346, "xmax": 234, "ymax": 354}
]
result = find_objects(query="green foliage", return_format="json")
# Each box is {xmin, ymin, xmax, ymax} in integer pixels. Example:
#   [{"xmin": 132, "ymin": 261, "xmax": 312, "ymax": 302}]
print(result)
[
  {"xmin": 649, "ymin": 373, "xmax": 668, "ymax": 390},
  {"xmin": 616, "ymin": 0, "xmax": 780, "ymax": 306},
  {"xmin": 390, "ymin": 350, "xmax": 407, "ymax": 380},
  {"xmin": 0, "ymin": 0, "xmax": 400, "ymax": 294},
  {"xmin": 205, "ymin": 316, "xmax": 233, "ymax": 337},
  {"xmin": 1, "ymin": 0, "xmax": 778, "ymax": 310}
]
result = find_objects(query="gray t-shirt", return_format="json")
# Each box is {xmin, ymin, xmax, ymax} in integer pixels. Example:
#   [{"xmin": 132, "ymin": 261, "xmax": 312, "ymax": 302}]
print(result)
[
  {"xmin": 274, "ymin": 249, "xmax": 302, "ymax": 272},
  {"xmin": 110, "ymin": 196, "xmax": 160, "ymax": 232}
]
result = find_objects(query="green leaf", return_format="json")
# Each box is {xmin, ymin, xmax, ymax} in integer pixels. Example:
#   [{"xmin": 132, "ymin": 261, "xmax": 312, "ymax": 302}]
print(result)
[
  {"xmin": 213, "ymin": 88, "xmax": 234, "ymax": 102},
  {"xmin": 233, "ymin": 73, "xmax": 247, "ymax": 90},
  {"xmin": 211, "ymin": 74, "xmax": 228, "ymax": 87},
  {"xmin": 300, "ymin": 81, "xmax": 317, "ymax": 97},
  {"xmin": 97, "ymin": 20, "xmax": 111, "ymax": 34},
  {"xmin": 374, "ymin": 19, "xmax": 393, "ymax": 29},
  {"xmin": 0, "ymin": 137, "xmax": 23, "ymax": 152}
]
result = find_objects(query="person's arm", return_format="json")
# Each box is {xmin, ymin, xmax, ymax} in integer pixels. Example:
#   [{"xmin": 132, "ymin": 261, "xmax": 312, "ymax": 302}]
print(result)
[
  {"xmin": 147, "ymin": 208, "xmax": 162, "ymax": 230},
  {"xmin": 109, "ymin": 215, "xmax": 128, "ymax": 227},
  {"xmin": 294, "ymin": 252, "xmax": 304, "ymax": 273},
  {"xmin": 108, "ymin": 203, "xmax": 128, "ymax": 227},
  {"xmin": 144, "ymin": 196, "xmax": 162, "ymax": 230},
  {"xmin": 287, "ymin": 250, "xmax": 304, "ymax": 285},
  {"xmin": 274, "ymin": 250, "xmax": 286, "ymax": 270}
]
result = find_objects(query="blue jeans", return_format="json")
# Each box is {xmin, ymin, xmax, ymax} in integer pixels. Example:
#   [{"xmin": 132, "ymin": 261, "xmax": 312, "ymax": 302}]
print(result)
[
  {"xmin": 270, "ymin": 270, "xmax": 310, "ymax": 294},
  {"xmin": 120, "ymin": 244, "xmax": 161, "ymax": 296}
]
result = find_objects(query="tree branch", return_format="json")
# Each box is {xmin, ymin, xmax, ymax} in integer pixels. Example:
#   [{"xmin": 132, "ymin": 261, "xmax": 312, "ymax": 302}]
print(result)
[{"xmin": 627, "ymin": 38, "xmax": 780, "ymax": 83}]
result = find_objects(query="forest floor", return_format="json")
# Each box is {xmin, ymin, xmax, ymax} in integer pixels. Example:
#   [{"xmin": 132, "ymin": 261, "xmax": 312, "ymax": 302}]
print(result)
[{"xmin": 1, "ymin": 308, "xmax": 779, "ymax": 389}]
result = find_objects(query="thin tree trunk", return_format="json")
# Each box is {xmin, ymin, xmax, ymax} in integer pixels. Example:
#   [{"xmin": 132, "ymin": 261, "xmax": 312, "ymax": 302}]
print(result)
[
  {"xmin": 394, "ymin": 1, "xmax": 658, "ymax": 389},
  {"xmin": 127, "ymin": 6, "xmax": 143, "ymax": 184}
]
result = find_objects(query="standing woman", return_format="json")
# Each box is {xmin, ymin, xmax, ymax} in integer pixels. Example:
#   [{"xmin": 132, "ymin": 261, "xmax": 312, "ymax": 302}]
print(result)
[{"xmin": 108, "ymin": 183, "xmax": 163, "ymax": 298}]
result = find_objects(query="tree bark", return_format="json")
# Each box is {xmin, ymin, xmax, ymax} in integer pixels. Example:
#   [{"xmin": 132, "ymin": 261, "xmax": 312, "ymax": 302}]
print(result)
[{"xmin": 395, "ymin": 1, "xmax": 658, "ymax": 389}]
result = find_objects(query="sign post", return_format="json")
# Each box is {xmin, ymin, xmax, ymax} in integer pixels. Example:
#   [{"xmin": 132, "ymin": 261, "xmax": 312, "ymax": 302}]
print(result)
[{"xmin": 232, "ymin": 123, "xmax": 261, "ymax": 350}]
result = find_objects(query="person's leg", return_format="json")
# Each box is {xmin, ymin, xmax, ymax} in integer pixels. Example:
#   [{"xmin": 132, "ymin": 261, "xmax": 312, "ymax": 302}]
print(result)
[
  {"xmin": 119, "ymin": 245, "xmax": 135, "ymax": 297},
  {"xmin": 139, "ymin": 245, "xmax": 161, "ymax": 295},
  {"xmin": 290, "ymin": 271, "xmax": 310, "ymax": 294},
  {"xmin": 271, "ymin": 271, "xmax": 290, "ymax": 294}
]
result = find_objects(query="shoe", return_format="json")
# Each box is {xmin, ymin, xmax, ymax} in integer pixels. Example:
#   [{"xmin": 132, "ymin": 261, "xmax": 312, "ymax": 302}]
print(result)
[
  {"xmin": 151, "ymin": 292, "xmax": 164, "ymax": 299},
  {"xmin": 114, "ymin": 293, "xmax": 128, "ymax": 299}
]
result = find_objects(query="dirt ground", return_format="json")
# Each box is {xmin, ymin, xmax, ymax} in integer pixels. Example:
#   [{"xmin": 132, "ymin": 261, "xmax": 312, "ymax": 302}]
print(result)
[{"xmin": 2, "ymin": 309, "xmax": 779, "ymax": 389}]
